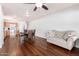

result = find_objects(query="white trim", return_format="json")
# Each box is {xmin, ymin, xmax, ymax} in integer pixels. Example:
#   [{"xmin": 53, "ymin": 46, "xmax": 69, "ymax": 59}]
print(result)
[{"xmin": 0, "ymin": 41, "xmax": 4, "ymax": 48}]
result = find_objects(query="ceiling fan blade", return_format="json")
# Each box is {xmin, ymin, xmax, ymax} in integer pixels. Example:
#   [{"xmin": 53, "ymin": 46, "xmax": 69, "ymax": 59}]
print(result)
[
  {"xmin": 24, "ymin": 3, "xmax": 35, "ymax": 4},
  {"xmin": 42, "ymin": 5, "xmax": 48, "ymax": 10},
  {"xmin": 33, "ymin": 6, "xmax": 37, "ymax": 11}
]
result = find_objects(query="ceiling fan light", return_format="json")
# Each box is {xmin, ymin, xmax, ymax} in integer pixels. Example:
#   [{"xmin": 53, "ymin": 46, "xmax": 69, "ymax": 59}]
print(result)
[
  {"xmin": 26, "ymin": 10, "xmax": 30, "ymax": 17},
  {"xmin": 35, "ymin": 3, "xmax": 42, "ymax": 7}
]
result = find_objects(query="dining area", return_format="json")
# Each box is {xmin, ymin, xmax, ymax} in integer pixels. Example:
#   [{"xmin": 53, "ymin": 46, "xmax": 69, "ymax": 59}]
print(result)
[{"xmin": 19, "ymin": 29, "xmax": 36, "ymax": 43}]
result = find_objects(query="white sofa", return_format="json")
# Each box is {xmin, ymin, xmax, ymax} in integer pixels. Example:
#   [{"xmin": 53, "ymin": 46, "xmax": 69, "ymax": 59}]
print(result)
[{"xmin": 46, "ymin": 30, "xmax": 78, "ymax": 50}]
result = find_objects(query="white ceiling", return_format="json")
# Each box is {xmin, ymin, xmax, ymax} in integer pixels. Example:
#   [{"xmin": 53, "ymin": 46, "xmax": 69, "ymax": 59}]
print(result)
[{"xmin": 1, "ymin": 3, "xmax": 78, "ymax": 22}]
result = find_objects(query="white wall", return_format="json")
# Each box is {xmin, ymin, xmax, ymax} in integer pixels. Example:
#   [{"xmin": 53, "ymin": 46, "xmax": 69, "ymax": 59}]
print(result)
[
  {"xmin": 29, "ymin": 5, "xmax": 79, "ymax": 38},
  {"xmin": 0, "ymin": 5, "xmax": 4, "ymax": 48}
]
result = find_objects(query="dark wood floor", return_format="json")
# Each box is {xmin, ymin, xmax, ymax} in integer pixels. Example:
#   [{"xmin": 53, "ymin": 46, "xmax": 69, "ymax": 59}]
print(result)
[{"xmin": 0, "ymin": 35, "xmax": 79, "ymax": 56}]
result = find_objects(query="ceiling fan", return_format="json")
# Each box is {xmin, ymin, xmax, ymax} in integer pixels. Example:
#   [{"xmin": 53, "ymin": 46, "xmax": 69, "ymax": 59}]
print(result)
[
  {"xmin": 33, "ymin": 3, "xmax": 48, "ymax": 11},
  {"xmin": 24, "ymin": 3, "xmax": 48, "ymax": 11}
]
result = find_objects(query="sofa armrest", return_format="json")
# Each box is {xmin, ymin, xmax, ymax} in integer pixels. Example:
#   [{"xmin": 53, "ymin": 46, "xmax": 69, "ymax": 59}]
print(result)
[
  {"xmin": 66, "ymin": 36, "xmax": 77, "ymax": 50},
  {"xmin": 68, "ymin": 36, "xmax": 77, "ymax": 42}
]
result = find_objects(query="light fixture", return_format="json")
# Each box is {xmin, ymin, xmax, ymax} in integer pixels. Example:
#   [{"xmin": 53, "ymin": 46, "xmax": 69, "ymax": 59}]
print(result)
[
  {"xmin": 26, "ymin": 10, "xmax": 30, "ymax": 17},
  {"xmin": 35, "ymin": 3, "xmax": 42, "ymax": 7}
]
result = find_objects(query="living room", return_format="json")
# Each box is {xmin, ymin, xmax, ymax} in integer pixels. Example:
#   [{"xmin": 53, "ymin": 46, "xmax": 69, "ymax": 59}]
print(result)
[{"xmin": 0, "ymin": 2, "xmax": 79, "ymax": 57}]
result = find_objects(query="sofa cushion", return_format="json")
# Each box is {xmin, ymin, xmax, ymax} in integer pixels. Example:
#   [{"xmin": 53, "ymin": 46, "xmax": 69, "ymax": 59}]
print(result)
[
  {"xmin": 47, "ymin": 30, "xmax": 55, "ymax": 37},
  {"xmin": 54, "ymin": 31, "xmax": 65, "ymax": 39},
  {"xmin": 51, "ymin": 30, "xmax": 65, "ymax": 39},
  {"xmin": 63, "ymin": 32, "xmax": 69, "ymax": 41},
  {"xmin": 47, "ymin": 30, "xmax": 77, "ymax": 41}
]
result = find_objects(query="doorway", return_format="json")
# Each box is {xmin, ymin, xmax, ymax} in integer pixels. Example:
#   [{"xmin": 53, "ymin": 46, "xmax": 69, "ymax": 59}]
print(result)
[{"xmin": 9, "ymin": 24, "xmax": 16, "ymax": 36}]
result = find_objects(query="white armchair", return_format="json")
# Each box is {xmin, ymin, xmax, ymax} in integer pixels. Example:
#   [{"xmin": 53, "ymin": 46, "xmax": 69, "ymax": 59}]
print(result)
[{"xmin": 46, "ymin": 30, "xmax": 78, "ymax": 50}]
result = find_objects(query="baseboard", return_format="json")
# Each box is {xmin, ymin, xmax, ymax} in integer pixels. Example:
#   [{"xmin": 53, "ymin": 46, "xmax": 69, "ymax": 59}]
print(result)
[
  {"xmin": 35, "ymin": 36, "xmax": 47, "ymax": 40},
  {"xmin": 0, "ymin": 41, "xmax": 4, "ymax": 48}
]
